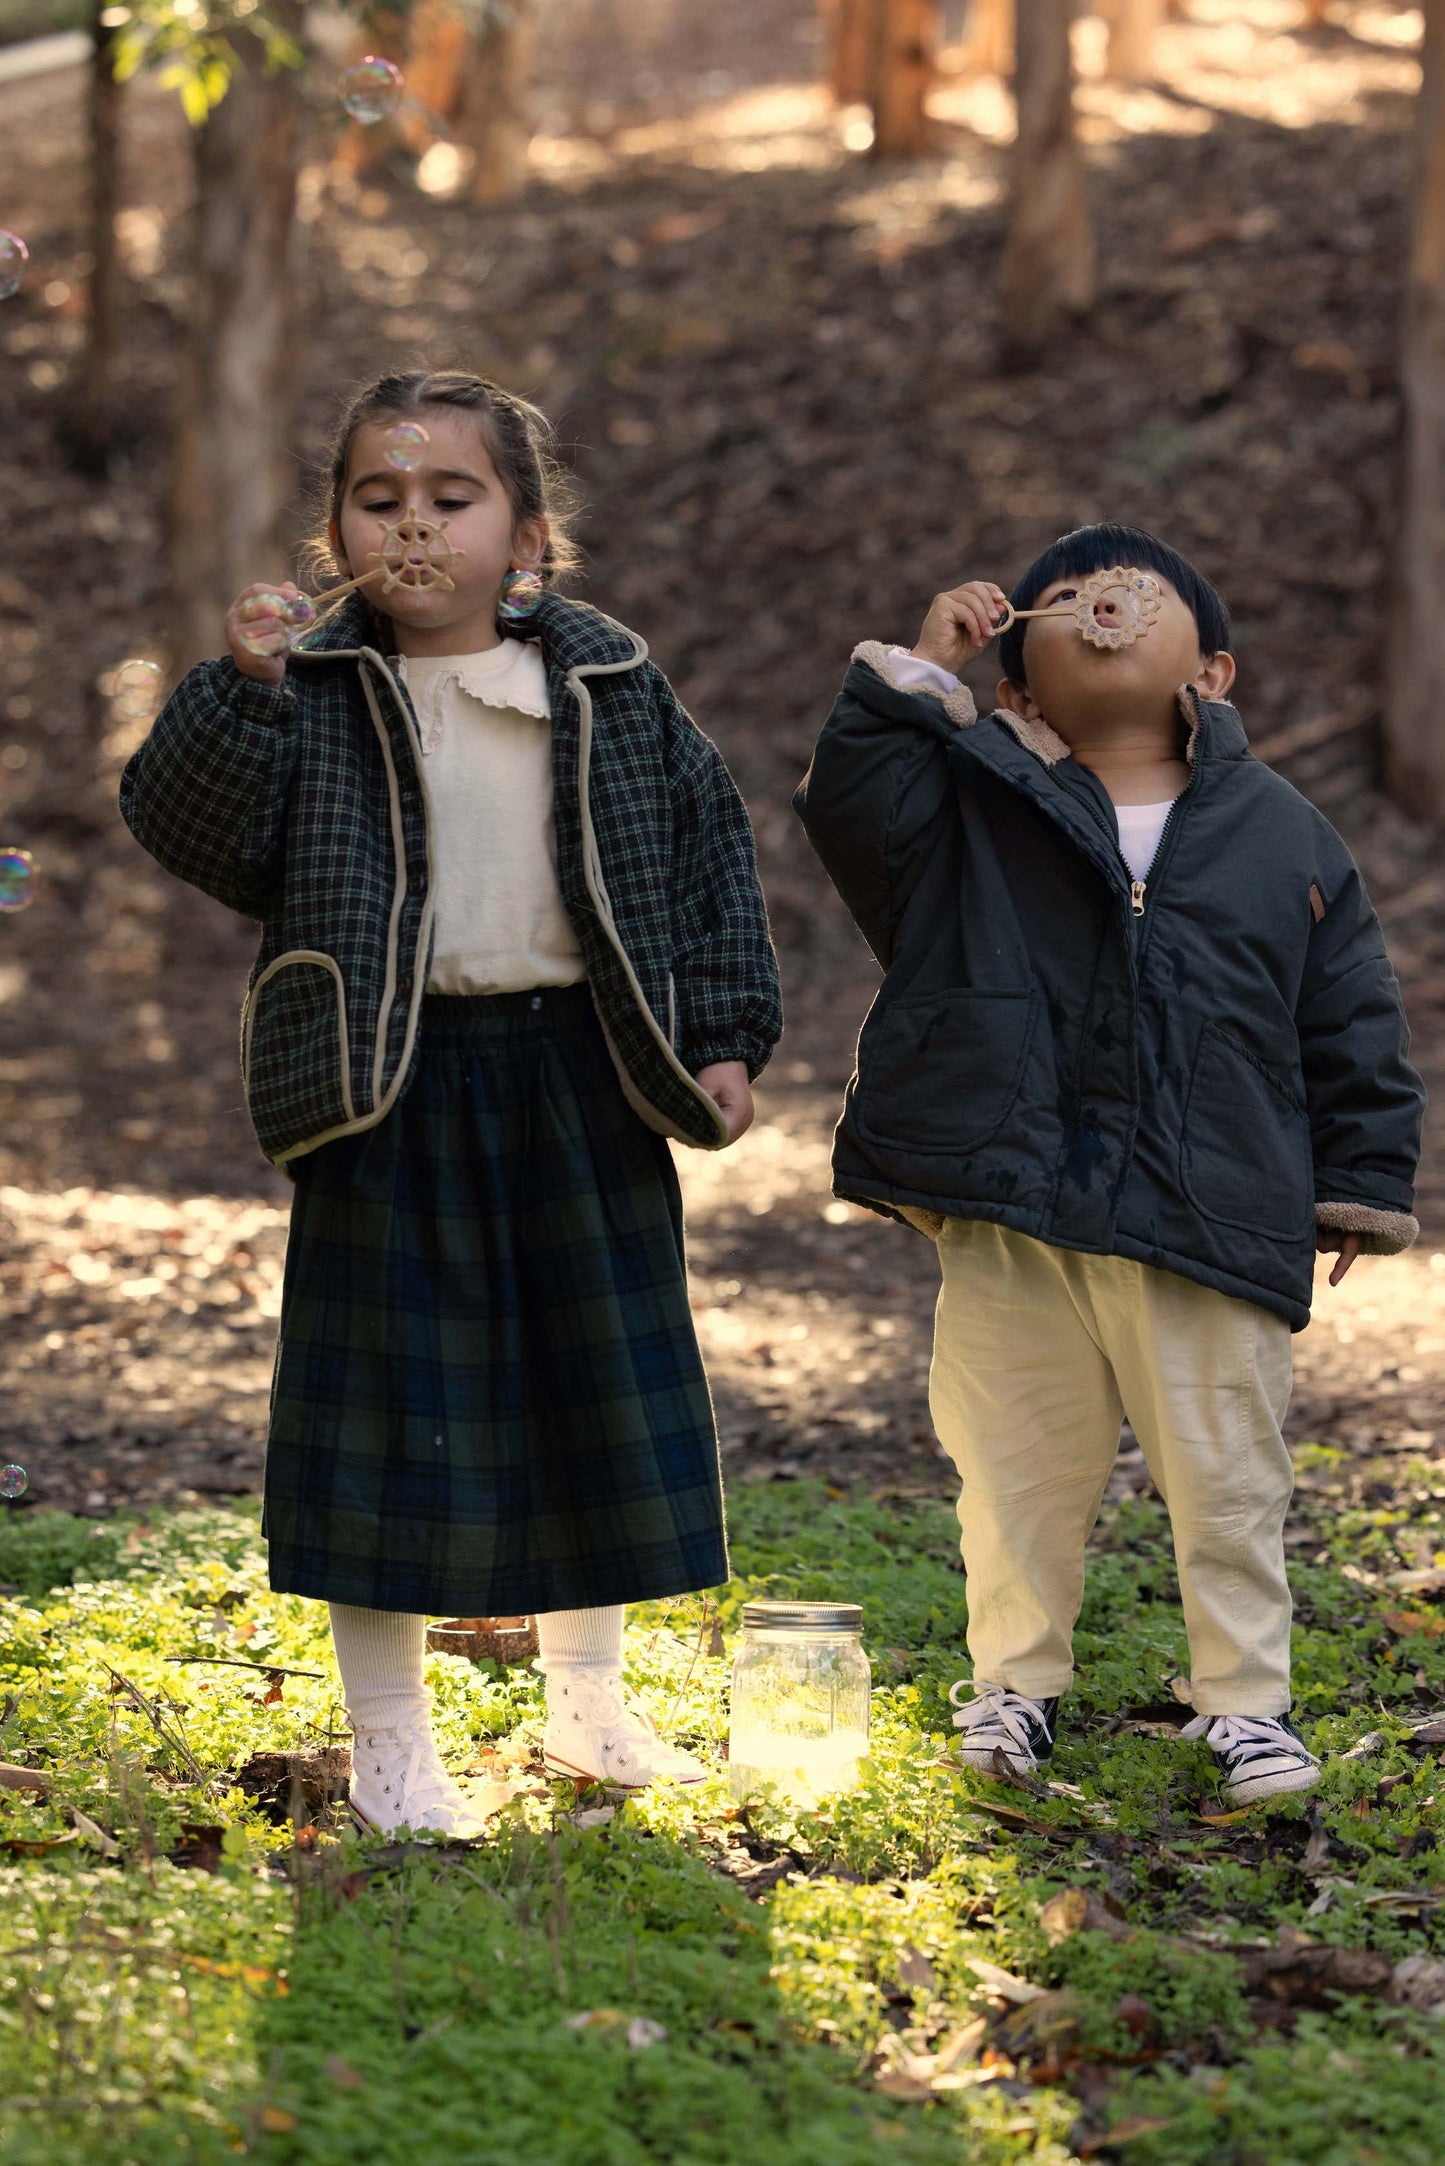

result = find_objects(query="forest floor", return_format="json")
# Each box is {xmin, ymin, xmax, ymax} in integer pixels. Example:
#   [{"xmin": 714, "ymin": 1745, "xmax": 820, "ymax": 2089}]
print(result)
[
  {"xmin": 2, "ymin": 4, "xmax": 1445, "ymax": 2156},
  {"xmin": 0, "ymin": 0, "xmax": 1442, "ymax": 1524}
]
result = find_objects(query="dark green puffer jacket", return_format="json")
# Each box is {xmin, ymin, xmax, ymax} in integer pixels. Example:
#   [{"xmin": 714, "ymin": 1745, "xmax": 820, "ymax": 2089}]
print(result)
[{"xmin": 794, "ymin": 645, "xmax": 1424, "ymax": 1331}]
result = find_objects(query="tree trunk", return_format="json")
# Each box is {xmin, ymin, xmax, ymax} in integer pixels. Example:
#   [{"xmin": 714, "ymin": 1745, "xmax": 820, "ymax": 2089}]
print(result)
[
  {"xmin": 1002, "ymin": 0, "xmax": 1093, "ymax": 361},
  {"xmin": 169, "ymin": 13, "xmax": 306, "ymax": 670},
  {"xmin": 68, "ymin": 0, "xmax": 123, "ymax": 466},
  {"xmin": 1098, "ymin": 0, "xmax": 1162, "ymax": 80},
  {"xmin": 1386, "ymin": 0, "xmax": 1445, "ymax": 817},
  {"xmin": 825, "ymin": 0, "xmax": 875, "ymax": 103},
  {"xmin": 455, "ymin": 0, "xmax": 536, "ymax": 204},
  {"xmin": 869, "ymin": 0, "xmax": 940, "ymax": 156}
]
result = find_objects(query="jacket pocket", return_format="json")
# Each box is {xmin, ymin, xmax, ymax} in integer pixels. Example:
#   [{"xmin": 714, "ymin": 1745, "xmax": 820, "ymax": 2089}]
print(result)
[
  {"xmin": 241, "ymin": 951, "xmax": 357, "ymax": 1126},
  {"xmin": 1180, "ymin": 1022, "xmax": 1313, "ymax": 1241},
  {"xmin": 856, "ymin": 988, "xmax": 1036, "ymax": 1154}
]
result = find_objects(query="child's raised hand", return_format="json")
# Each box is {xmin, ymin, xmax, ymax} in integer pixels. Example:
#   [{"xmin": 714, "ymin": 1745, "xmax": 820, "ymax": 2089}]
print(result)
[
  {"xmin": 912, "ymin": 581, "xmax": 1010, "ymax": 673},
  {"xmin": 226, "ymin": 582, "xmax": 307, "ymax": 686}
]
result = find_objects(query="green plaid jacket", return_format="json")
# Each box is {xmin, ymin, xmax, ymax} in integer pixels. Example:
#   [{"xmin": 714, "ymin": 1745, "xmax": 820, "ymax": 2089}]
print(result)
[{"xmin": 118, "ymin": 591, "xmax": 781, "ymax": 1172}]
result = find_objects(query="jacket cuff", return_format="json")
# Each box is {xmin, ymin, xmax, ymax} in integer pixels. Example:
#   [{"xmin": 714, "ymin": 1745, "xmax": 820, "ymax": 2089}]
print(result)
[
  {"xmin": 1315, "ymin": 1200, "xmax": 1420, "ymax": 1255},
  {"xmin": 852, "ymin": 640, "xmax": 977, "ymax": 731},
  {"xmin": 214, "ymin": 658, "xmax": 297, "ymax": 727},
  {"xmin": 684, "ymin": 1040, "xmax": 770, "ymax": 1083}
]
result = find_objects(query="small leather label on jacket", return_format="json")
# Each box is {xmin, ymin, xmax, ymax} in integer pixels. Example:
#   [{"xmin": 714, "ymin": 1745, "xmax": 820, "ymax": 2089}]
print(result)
[{"xmin": 1309, "ymin": 882, "xmax": 1326, "ymax": 923}]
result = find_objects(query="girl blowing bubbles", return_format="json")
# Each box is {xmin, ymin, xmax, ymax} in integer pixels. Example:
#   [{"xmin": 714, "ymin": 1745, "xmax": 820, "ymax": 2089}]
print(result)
[{"xmin": 120, "ymin": 371, "xmax": 781, "ymax": 1836}]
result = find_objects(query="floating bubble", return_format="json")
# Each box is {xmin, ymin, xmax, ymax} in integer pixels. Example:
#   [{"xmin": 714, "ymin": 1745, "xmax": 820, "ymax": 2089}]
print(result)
[
  {"xmin": 339, "ymin": 55, "xmax": 404, "ymax": 124},
  {"xmin": 382, "ymin": 421, "xmax": 430, "ymax": 474},
  {"xmin": 111, "ymin": 658, "xmax": 164, "ymax": 726},
  {"xmin": 236, "ymin": 591, "xmax": 316, "ymax": 657},
  {"xmin": 0, "ymin": 1464, "xmax": 27, "ymax": 1499},
  {"xmin": 0, "ymin": 231, "xmax": 28, "ymax": 301},
  {"xmin": 0, "ymin": 847, "xmax": 37, "ymax": 913}
]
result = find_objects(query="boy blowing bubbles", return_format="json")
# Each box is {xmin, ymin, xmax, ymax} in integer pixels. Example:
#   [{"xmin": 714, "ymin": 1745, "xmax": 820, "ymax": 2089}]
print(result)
[{"xmin": 797, "ymin": 524, "xmax": 1424, "ymax": 1807}]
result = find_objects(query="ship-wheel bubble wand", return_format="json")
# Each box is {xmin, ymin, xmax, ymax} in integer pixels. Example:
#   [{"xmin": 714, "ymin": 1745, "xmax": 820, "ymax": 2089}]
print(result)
[
  {"xmin": 991, "ymin": 565, "xmax": 1163, "ymax": 650},
  {"xmin": 236, "ymin": 513, "xmax": 467, "ymax": 656}
]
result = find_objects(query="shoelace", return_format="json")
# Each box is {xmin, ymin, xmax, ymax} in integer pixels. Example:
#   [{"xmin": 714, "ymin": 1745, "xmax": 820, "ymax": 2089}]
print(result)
[
  {"xmin": 359, "ymin": 1731, "xmax": 477, "ymax": 1823},
  {"xmin": 1179, "ymin": 1712, "xmax": 1319, "ymax": 1769},
  {"xmin": 948, "ymin": 1680, "xmax": 1049, "ymax": 1757},
  {"xmin": 547, "ymin": 1674, "xmax": 703, "ymax": 1780}
]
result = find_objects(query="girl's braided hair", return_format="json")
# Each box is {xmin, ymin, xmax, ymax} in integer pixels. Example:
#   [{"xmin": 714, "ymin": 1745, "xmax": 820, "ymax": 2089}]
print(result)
[{"xmin": 301, "ymin": 367, "xmax": 583, "ymax": 589}]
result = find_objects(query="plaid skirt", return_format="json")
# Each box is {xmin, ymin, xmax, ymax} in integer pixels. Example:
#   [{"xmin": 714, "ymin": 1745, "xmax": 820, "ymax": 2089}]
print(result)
[{"xmin": 261, "ymin": 984, "xmax": 727, "ymax": 1614}]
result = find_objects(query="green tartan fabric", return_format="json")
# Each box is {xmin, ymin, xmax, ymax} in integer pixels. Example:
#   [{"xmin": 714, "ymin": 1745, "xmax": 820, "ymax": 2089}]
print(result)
[
  {"xmin": 117, "ymin": 592, "xmax": 781, "ymax": 1172},
  {"xmin": 262, "ymin": 985, "xmax": 727, "ymax": 1614}
]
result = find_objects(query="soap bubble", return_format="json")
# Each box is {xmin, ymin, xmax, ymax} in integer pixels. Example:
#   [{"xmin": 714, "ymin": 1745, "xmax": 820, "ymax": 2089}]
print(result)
[
  {"xmin": 0, "ymin": 848, "xmax": 37, "ymax": 913},
  {"xmin": 111, "ymin": 658, "xmax": 164, "ymax": 726},
  {"xmin": 0, "ymin": 231, "xmax": 28, "ymax": 301},
  {"xmin": 339, "ymin": 55, "xmax": 404, "ymax": 124},
  {"xmin": 236, "ymin": 591, "xmax": 316, "ymax": 657},
  {"xmin": 382, "ymin": 421, "xmax": 429, "ymax": 474},
  {"xmin": 0, "ymin": 1464, "xmax": 27, "ymax": 1499}
]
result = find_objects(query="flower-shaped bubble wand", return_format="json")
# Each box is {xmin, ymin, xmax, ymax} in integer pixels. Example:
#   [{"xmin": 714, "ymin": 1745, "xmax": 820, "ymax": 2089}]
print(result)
[{"xmin": 991, "ymin": 565, "xmax": 1163, "ymax": 650}]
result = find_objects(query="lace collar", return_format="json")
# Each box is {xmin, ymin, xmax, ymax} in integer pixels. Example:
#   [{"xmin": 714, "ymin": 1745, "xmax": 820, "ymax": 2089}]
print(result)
[{"xmin": 394, "ymin": 640, "xmax": 551, "ymax": 754}]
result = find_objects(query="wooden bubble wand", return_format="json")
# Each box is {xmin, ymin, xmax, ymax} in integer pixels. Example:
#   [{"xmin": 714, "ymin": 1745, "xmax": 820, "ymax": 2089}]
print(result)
[{"xmin": 240, "ymin": 514, "xmax": 467, "ymax": 649}]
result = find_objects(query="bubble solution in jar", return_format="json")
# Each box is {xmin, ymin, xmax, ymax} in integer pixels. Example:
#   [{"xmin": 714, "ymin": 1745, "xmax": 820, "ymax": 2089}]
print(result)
[{"xmin": 728, "ymin": 1601, "xmax": 870, "ymax": 1808}]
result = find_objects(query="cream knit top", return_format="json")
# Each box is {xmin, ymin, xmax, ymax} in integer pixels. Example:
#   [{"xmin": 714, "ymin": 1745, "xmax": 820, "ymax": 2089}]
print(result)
[{"xmin": 396, "ymin": 640, "xmax": 586, "ymax": 997}]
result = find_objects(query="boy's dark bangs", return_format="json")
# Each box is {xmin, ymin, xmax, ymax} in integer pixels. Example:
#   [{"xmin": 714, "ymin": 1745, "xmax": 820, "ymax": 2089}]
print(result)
[{"xmin": 997, "ymin": 523, "xmax": 1231, "ymax": 688}]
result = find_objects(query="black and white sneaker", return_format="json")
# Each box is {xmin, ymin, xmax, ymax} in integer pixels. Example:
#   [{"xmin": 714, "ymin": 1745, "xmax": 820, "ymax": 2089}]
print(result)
[
  {"xmin": 948, "ymin": 1681, "xmax": 1060, "ymax": 1775},
  {"xmin": 1181, "ymin": 1711, "xmax": 1321, "ymax": 1807}
]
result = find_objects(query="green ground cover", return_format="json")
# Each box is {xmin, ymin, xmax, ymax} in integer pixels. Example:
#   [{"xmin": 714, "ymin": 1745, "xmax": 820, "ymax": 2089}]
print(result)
[{"xmin": 2, "ymin": 1466, "xmax": 1444, "ymax": 2163}]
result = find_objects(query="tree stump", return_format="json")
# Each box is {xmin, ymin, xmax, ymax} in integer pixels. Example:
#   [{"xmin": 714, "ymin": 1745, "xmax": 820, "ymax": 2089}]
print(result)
[{"xmin": 426, "ymin": 1616, "xmax": 540, "ymax": 1663}]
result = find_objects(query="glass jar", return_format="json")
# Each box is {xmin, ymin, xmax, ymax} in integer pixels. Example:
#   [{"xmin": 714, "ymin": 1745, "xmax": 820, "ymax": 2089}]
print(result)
[{"xmin": 728, "ymin": 1600, "xmax": 871, "ymax": 1807}]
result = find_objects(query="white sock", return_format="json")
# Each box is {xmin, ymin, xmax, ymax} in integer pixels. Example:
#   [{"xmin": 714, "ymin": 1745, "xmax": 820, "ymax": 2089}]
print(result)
[
  {"xmin": 534, "ymin": 1606, "xmax": 625, "ymax": 1677},
  {"xmin": 328, "ymin": 1603, "xmax": 429, "ymax": 1735}
]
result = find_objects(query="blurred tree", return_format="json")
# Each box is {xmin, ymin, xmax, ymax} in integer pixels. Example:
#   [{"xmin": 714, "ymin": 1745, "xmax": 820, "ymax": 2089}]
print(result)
[
  {"xmin": 69, "ymin": 0, "xmax": 124, "ymax": 465},
  {"xmin": 823, "ymin": 0, "xmax": 940, "ymax": 155},
  {"xmin": 1003, "ymin": 0, "xmax": 1093, "ymax": 359},
  {"xmin": 394, "ymin": 0, "xmax": 535, "ymax": 201},
  {"xmin": 1097, "ymin": 0, "xmax": 1161, "ymax": 79},
  {"xmin": 166, "ymin": 0, "xmax": 308, "ymax": 666},
  {"xmin": 1387, "ymin": 0, "xmax": 1445, "ymax": 815},
  {"xmin": 962, "ymin": 0, "xmax": 1013, "ymax": 77}
]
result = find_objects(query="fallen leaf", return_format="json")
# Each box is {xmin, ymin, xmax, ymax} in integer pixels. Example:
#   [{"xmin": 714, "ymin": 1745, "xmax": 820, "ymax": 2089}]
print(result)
[
  {"xmin": 325, "ymin": 2054, "xmax": 363, "ymax": 2089},
  {"xmin": 966, "ymin": 1955, "xmax": 1045, "ymax": 2004},
  {"xmin": 893, "ymin": 1942, "xmax": 937, "ymax": 1992},
  {"xmin": 1040, "ymin": 1887, "xmax": 1132, "ymax": 1944},
  {"xmin": 1382, "ymin": 1609, "xmax": 1445, "ymax": 1639},
  {"xmin": 933, "ymin": 2016, "xmax": 988, "ymax": 2073},
  {"xmin": 626, "ymin": 2017, "xmax": 667, "ymax": 2050},
  {"xmin": 1080, "ymin": 2116, "xmax": 1176, "ymax": 2155},
  {"xmin": 259, "ymin": 2107, "xmax": 296, "ymax": 2133}
]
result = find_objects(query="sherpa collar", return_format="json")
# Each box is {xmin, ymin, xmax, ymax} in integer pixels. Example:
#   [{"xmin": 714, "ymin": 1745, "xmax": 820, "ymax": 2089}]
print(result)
[{"xmin": 851, "ymin": 641, "xmax": 1250, "ymax": 772}]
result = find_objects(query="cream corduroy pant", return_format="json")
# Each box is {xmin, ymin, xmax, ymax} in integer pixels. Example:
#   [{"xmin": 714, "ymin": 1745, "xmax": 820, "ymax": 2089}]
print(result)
[{"xmin": 929, "ymin": 1219, "xmax": 1296, "ymax": 1715}]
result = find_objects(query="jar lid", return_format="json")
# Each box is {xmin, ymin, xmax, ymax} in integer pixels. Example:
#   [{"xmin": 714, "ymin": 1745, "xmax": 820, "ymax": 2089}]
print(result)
[{"xmin": 741, "ymin": 1600, "xmax": 864, "ymax": 1632}]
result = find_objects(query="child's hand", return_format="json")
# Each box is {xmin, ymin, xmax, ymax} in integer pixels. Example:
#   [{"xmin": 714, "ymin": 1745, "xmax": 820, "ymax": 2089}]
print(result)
[
  {"xmin": 912, "ymin": 581, "xmax": 1011, "ymax": 673},
  {"xmin": 226, "ymin": 582, "xmax": 307, "ymax": 686},
  {"xmin": 696, "ymin": 1061, "xmax": 754, "ymax": 1146},
  {"xmin": 1318, "ymin": 1231, "xmax": 1363, "ymax": 1286}
]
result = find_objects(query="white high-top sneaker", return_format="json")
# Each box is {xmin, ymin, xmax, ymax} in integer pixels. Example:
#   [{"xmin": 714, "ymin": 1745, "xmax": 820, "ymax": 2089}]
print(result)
[
  {"xmin": 542, "ymin": 1668, "xmax": 708, "ymax": 1788},
  {"xmin": 349, "ymin": 1720, "xmax": 494, "ymax": 1838}
]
